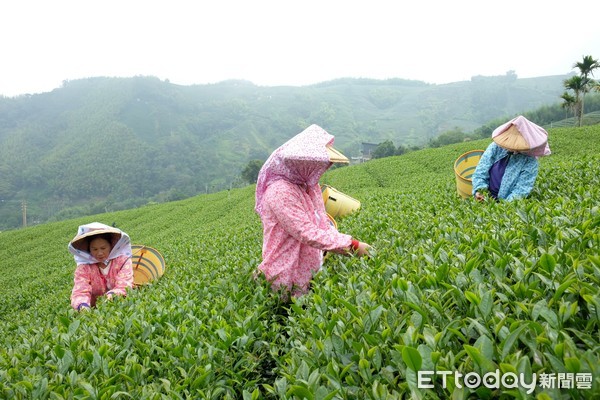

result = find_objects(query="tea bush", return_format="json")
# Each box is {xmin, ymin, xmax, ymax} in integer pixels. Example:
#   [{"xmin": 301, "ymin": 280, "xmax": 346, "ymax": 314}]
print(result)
[{"xmin": 0, "ymin": 126, "xmax": 598, "ymax": 399}]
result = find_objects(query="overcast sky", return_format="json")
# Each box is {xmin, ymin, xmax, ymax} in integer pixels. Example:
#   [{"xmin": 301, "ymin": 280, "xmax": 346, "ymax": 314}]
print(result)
[{"xmin": 1, "ymin": 0, "xmax": 599, "ymax": 97}]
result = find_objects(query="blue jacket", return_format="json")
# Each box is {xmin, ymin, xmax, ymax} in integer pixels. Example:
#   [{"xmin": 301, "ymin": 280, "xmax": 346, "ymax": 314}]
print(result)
[{"xmin": 472, "ymin": 142, "xmax": 539, "ymax": 201}]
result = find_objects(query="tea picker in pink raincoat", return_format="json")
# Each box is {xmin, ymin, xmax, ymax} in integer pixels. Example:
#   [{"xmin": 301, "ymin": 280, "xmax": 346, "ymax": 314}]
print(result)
[
  {"xmin": 255, "ymin": 124, "xmax": 371, "ymax": 297},
  {"xmin": 69, "ymin": 222, "xmax": 134, "ymax": 311},
  {"xmin": 472, "ymin": 116, "xmax": 551, "ymax": 201}
]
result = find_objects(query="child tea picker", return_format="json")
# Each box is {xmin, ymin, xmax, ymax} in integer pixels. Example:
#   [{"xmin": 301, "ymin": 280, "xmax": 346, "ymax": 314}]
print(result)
[
  {"xmin": 255, "ymin": 124, "xmax": 371, "ymax": 298},
  {"xmin": 472, "ymin": 115, "xmax": 551, "ymax": 201},
  {"xmin": 68, "ymin": 222, "xmax": 134, "ymax": 311}
]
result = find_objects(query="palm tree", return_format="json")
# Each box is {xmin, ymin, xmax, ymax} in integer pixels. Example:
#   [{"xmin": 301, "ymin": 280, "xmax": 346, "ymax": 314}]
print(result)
[
  {"xmin": 573, "ymin": 55, "xmax": 600, "ymax": 126},
  {"xmin": 564, "ymin": 76, "xmax": 585, "ymax": 126},
  {"xmin": 560, "ymin": 92, "xmax": 577, "ymax": 120},
  {"xmin": 574, "ymin": 55, "xmax": 600, "ymax": 79}
]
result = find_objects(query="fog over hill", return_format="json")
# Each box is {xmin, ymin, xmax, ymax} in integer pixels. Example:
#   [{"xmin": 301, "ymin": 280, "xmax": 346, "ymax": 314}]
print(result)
[{"xmin": 0, "ymin": 73, "xmax": 581, "ymax": 228}]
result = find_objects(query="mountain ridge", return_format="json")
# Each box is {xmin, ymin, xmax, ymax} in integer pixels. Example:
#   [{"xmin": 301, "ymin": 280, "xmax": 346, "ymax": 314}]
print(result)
[{"xmin": 0, "ymin": 73, "xmax": 577, "ymax": 228}]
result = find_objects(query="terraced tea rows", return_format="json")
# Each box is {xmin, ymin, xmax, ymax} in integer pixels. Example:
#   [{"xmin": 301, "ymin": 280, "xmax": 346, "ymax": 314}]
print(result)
[{"xmin": 1, "ymin": 126, "xmax": 598, "ymax": 398}]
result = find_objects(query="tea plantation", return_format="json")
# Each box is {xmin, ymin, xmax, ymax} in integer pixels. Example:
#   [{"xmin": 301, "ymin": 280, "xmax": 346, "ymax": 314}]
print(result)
[{"xmin": 0, "ymin": 126, "xmax": 599, "ymax": 399}]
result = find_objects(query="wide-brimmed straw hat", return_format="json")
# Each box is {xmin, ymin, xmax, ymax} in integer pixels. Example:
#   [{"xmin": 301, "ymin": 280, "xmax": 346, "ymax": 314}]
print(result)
[
  {"xmin": 326, "ymin": 145, "xmax": 349, "ymax": 163},
  {"xmin": 70, "ymin": 224, "xmax": 122, "ymax": 252}
]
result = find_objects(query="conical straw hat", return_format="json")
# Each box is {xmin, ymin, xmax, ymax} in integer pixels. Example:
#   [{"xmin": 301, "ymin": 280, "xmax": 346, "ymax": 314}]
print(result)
[
  {"xmin": 70, "ymin": 224, "xmax": 122, "ymax": 252},
  {"xmin": 491, "ymin": 116, "xmax": 550, "ymax": 156},
  {"xmin": 492, "ymin": 124, "xmax": 529, "ymax": 151},
  {"xmin": 326, "ymin": 145, "xmax": 349, "ymax": 163}
]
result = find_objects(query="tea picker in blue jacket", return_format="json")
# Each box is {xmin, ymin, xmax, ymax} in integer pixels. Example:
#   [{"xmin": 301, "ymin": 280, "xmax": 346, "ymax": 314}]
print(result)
[{"xmin": 472, "ymin": 116, "xmax": 550, "ymax": 201}]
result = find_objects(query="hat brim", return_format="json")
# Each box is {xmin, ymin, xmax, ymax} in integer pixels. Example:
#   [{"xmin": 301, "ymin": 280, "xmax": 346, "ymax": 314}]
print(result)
[
  {"xmin": 326, "ymin": 145, "xmax": 349, "ymax": 163},
  {"xmin": 492, "ymin": 125, "xmax": 530, "ymax": 152},
  {"xmin": 70, "ymin": 228, "xmax": 122, "ymax": 252}
]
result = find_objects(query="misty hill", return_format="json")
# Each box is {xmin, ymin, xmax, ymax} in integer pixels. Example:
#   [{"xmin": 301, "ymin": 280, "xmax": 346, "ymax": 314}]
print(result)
[{"xmin": 0, "ymin": 73, "xmax": 572, "ymax": 229}]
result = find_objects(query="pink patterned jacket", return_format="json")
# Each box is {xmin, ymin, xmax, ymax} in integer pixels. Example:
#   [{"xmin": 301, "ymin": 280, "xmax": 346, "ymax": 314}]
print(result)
[
  {"xmin": 258, "ymin": 180, "xmax": 351, "ymax": 295},
  {"xmin": 255, "ymin": 124, "xmax": 352, "ymax": 296},
  {"xmin": 70, "ymin": 255, "xmax": 133, "ymax": 309}
]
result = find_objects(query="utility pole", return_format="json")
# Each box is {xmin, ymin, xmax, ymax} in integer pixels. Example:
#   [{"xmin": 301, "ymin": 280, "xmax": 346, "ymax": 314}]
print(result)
[{"xmin": 21, "ymin": 200, "xmax": 27, "ymax": 227}]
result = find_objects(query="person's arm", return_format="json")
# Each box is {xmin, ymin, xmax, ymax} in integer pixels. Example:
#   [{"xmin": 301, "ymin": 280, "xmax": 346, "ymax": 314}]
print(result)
[
  {"xmin": 107, "ymin": 256, "xmax": 134, "ymax": 297},
  {"xmin": 71, "ymin": 265, "xmax": 92, "ymax": 310},
  {"xmin": 314, "ymin": 188, "xmax": 370, "ymax": 255},
  {"xmin": 265, "ymin": 182, "xmax": 355, "ymax": 252},
  {"xmin": 471, "ymin": 144, "xmax": 497, "ymax": 196},
  {"xmin": 506, "ymin": 158, "xmax": 539, "ymax": 201}
]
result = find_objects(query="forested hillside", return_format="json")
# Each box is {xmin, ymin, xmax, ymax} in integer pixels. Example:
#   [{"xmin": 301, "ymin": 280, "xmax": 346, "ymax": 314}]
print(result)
[
  {"xmin": 0, "ymin": 125, "xmax": 598, "ymax": 398},
  {"xmin": 0, "ymin": 73, "xmax": 577, "ymax": 229}
]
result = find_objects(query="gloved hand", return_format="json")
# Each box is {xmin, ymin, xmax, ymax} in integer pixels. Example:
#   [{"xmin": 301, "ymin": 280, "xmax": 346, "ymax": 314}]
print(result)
[{"xmin": 356, "ymin": 241, "xmax": 372, "ymax": 257}]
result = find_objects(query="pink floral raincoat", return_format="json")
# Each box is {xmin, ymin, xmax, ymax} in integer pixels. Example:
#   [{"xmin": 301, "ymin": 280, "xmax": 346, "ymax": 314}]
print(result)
[
  {"xmin": 68, "ymin": 223, "xmax": 134, "ymax": 310},
  {"xmin": 255, "ymin": 124, "xmax": 353, "ymax": 295}
]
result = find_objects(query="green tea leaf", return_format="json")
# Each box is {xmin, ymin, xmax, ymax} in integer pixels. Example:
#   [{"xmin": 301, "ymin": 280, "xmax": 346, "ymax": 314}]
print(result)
[
  {"xmin": 501, "ymin": 324, "xmax": 529, "ymax": 360},
  {"xmin": 539, "ymin": 253, "xmax": 556, "ymax": 274},
  {"xmin": 402, "ymin": 346, "xmax": 422, "ymax": 371}
]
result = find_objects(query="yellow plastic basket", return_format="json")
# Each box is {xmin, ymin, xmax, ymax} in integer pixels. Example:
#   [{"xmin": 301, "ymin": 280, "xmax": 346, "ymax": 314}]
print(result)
[
  {"xmin": 454, "ymin": 150, "xmax": 485, "ymax": 199},
  {"xmin": 321, "ymin": 185, "xmax": 361, "ymax": 218},
  {"xmin": 131, "ymin": 245, "xmax": 166, "ymax": 286}
]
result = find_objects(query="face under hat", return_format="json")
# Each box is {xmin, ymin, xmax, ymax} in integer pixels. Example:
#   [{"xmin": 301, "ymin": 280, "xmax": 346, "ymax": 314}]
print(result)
[{"xmin": 69, "ymin": 223, "xmax": 122, "ymax": 253}]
